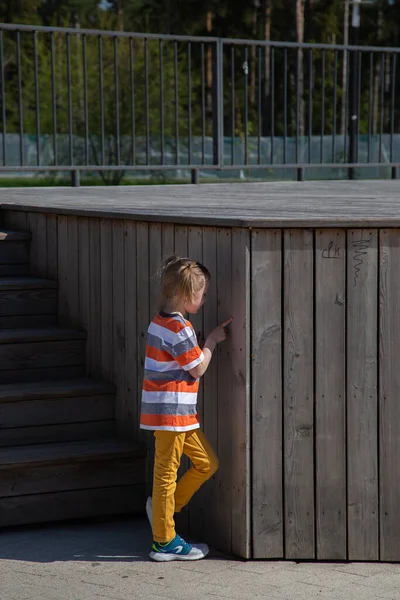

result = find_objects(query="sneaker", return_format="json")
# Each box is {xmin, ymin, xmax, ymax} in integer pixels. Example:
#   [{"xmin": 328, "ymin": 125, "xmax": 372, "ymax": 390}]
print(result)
[
  {"xmin": 145, "ymin": 496, "xmax": 152, "ymax": 527},
  {"xmin": 149, "ymin": 534, "xmax": 209, "ymax": 562}
]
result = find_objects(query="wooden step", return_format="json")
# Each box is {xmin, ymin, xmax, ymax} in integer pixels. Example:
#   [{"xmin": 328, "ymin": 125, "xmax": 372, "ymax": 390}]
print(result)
[
  {"xmin": 0, "ymin": 277, "xmax": 57, "ymax": 318},
  {"xmin": 0, "ymin": 314, "xmax": 57, "ymax": 329},
  {"xmin": 0, "ymin": 439, "xmax": 146, "ymax": 527},
  {"xmin": 0, "ymin": 230, "xmax": 30, "ymax": 266},
  {"xmin": 0, "ymin": 379, "xmax": 116, "ymax": 446},
  {"xmin": 0, "ymin": 328, "xmax": 86, "ymax": 383},
  {"xmin": 0, "ymin": 264, "xmax": 30, "ymax": 276}
]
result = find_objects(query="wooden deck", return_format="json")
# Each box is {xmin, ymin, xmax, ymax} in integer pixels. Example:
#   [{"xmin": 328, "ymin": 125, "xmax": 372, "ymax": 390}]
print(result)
[
  {"xmin": 3, "ymin": 180, "xmax": 400, "ymax": 560},
  {"xmin": 0, "ymin": 180, "xmax": 400, "ymax": 227}
]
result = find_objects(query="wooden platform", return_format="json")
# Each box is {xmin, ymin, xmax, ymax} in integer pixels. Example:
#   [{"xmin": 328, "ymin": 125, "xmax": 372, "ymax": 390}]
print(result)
[
  {"xmin": 2, "ymin": 180, "xmax": 400, "ymax": 561},
  {"xmin": 0, "ymin": 180, "xmax": 400, "ymax": 227}
]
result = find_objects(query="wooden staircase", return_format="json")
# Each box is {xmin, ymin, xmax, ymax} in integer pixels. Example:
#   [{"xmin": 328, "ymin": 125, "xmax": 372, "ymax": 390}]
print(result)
[{"xmin": 0, "ymin": 229, "xmax": 145, "ymax": 527}]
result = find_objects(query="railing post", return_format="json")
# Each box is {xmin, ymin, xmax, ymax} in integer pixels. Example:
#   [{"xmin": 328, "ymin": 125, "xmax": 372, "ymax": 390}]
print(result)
[
  {"xmin": 71, "ymin": 169, "xmax": 80, "ymax": 187},
  {"xmin": 349, "ymin": 3, "xmax": 360, "ymax": 180},
  {"xmin": 212, "ymin": 39, "xmax": 223, "ymax": 167},
  {"xmin": 191, "ymin": 168, "xmax": 199, "ymax": 184}
]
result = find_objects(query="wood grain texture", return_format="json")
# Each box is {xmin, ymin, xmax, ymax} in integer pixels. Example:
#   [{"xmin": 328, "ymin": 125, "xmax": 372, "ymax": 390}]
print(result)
[
  {"xmin": 284, "ymin": 229, "xmax": 315, "ymax": 559},
  {"xmin": 88, "ymin": 218, "xmax": 102, "ymax": 377},
  {"xmin": 33, "ymin": 213, "xmax": 47, "ymax": 278},
  {"xmin": 112, "ymin": 220, "xmax": 126, "ymax": 432},
  {"xmin": 173, "ymin": 224, "xmax": 190, "ymax": 535},
  {"xmin": 57, "ymin": 215, "xmax": 69, "ymax": 324},
  {"xmin": 347, "ymin": 229, "xmax": 379, "ymax": 561},
  {"xmin": 187, "ymin": 225, "xmax": 205, "ymax": 541},
  {"xmin": 201, "ymin": 227, "xmax": 219, "ymax": 546},
  {"xmin": 78, "ymin": 217, "xmax": 90, "ymax": 371},
  {"xmin": 231, "ymin": 227, "xmax": 250, "ymax": 558},
  {"xmin": 379, "ymin": 229, "xmax": 400, "ymax": 561},
  {"xmin": 215, "ymin": 227, "xmax": 233, "ymax": 554},
  {"xmin": 100, "ymin": 219, "xmax": 113, "ymax": 381},
  {"xmin": 3, "ymin": 180, "xmax": 400, "ymax": 228},
  {"xmin": 46, "ymin": 213, "xmax": 58, "ymax": 281},
  {"xmin": 136, "ymin": 222, "xmax": 149, "ymax": 442},
  {"xmin": 315, "ymin": 229, "xmax": 346, "ymax": 560},
  {"xmin": 0, "ymin": 484, "xmax": 145, "ymax": 527},
  {"xmin": 161, "ymin": 223, "xmax": 175, "ymax": 261},
  {"xmin": 251, "ymin": 229, "xmax": 283, "ymax": 559},
  {"xmin": 124, "ymin": 220, "xmax": 138, "ymax": 439}
]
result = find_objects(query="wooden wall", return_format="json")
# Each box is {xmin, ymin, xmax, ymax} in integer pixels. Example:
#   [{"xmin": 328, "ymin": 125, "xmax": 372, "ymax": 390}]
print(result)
[
  {"xmin": 2, "ymin": 209, "xmax": 250, "ymax": 559},
  {"xmin": 252, "ymin": 227, "xmax": 400, "ymax": 562},
  {"xmin": 5, "ymin": 207, "xmax": 400, "ymax": 562}
]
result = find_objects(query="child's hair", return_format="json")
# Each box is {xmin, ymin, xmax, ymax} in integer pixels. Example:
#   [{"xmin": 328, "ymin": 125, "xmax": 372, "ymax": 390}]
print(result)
[{"xmin": 159, "ymin": 255, "xmax": 210, "ymax": 307}]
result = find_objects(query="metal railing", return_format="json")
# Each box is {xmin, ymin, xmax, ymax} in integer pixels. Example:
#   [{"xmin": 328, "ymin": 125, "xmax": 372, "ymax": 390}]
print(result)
[{"xmin": 0, "ymin": 22, "xmax": 399, "ymax": 184}]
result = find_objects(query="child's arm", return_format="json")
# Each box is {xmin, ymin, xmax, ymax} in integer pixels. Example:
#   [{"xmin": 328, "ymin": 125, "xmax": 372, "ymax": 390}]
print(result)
[{"xmin": 189, "ymin": 318, "xmax": 233, "ymax": 379}]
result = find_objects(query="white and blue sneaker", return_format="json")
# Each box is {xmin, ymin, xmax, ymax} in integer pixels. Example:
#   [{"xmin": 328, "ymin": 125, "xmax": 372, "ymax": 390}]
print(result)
[{"xmin": 149, "ymin": 534, "xmax": 209, "ymax": 562}]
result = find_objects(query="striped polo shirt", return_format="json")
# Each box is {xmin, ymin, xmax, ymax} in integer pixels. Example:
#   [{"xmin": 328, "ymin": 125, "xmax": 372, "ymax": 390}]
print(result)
[{"xmin": 140, "ymin": 311, "xmax": 204, "ymax": 432}]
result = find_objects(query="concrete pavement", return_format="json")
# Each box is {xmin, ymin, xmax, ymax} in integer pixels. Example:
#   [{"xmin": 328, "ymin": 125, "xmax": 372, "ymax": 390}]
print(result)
[{"xmin": 1, "ymin": 516, "xmax": 400, "ymax": 600}]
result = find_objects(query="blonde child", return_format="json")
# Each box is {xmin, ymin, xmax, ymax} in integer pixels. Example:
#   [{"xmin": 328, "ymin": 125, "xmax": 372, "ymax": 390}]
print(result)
[{"xmin": 140, "ymin": 255, "xmax": 232, "ymax": 562}]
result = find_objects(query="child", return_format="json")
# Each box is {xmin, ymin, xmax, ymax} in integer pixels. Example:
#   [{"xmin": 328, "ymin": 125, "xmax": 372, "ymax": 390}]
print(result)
[{"xmin": 140, "ymin": 255, "xmax": 232, "ymax": 562}]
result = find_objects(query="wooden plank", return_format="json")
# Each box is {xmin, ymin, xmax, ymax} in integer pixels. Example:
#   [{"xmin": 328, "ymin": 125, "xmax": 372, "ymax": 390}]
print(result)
[
  {"xmin": 46, "ymin": 213, "xmax": 58, "ymax": 281},
  {"xmin": 0, "ymin": 314, "xmax": 57, "ymax": 329},
  {"xmin": 0, "ymin": 421, "xmax": 115, "ymax": 447},
  {"xmin": 0, "ymin": 264, "xmax": 29, "ymax": 276},
  {"xmin": 0, "ymin": 339, "xmax": 85, "ymax": 370},
  {"xmin": 173, "ymin": 224, "xmax": 190, "ymax": 534},
  {"xmin": 66, "ymin": 216, "xmax": 79, "ymax": 327},
  {"xmin": 0, "ymin": 457, "xmax": 144, "ymax": 498},
  {"xmin": 4, "ymin": 180, "xmax": 400, "ymax": 229},
  {"xmin": 0, "ymin": 328, "xmax": 85, "ymax": 343},
  {"xmin": 251, "ymin": 229, "xmax": 283, "ymax": 559},
  {"xmin": 0, "ymin": 241, "xmax": 30, "ymax": 264},
  {"xmin": 187, "ymin": 227, "xmax": 204, "ymax": 420},
  {"xmin": 57, "ymin": 215, "xmax": 69, "ymax": 324},
  {"xmin": 0, "ymin": 365, "xmax": 84, "ymax": 384},
  {"xmin": 379, "ymin": 229, "xmax": 400, "ymax": 561},
  {"xmin": 0, "ymin": 439, "xmax": 144, "ymax": 466},
  {"xmin": 187, "ymin": 225, "xmax": 205, "ymax": 542},
  {"xmin": 78, "ymin": 217, "xmax": 90, "ymax": 371},
  {"xmin": 0, "ymin": 394, "xmax": 114, "ymax": 428},
  {"xmin": 284, "ymin": 229, "xmax": 315, "ymax": 559},
  {"xmin": 161, "ymin": 223, "xmax": 175, "ymax": 261},
  {"xmin": 0, "ymin": 288, "xmax": 57, "ymax": 316},
  {"xmin": 231, "ymin": 227, "xmax": 250, "ymax": 558},
  {"xmin": 149, "ymin": 223, "xmax": 162, "ymax": 320},
  {"xmin": 201, "ymin": 226, "xmax": 219, "ymax": 545},
  {"xmin": 347, "ymin": 229, "xmax": 378, "ymax": 561},
  {"xmin": 136, "ymin": 222, "xmax": 149, "ymax": 441},
  {"xmin": 315, "ymin": 229, "xmax": 346, "ymax": 560},
  {"xmin": 124, "ymin": 221, "xmax": 138, "ymax": 439},
  {"xmin": 2, "ymin": 209, "xmax": 28, "ymax": 231},
  {"xmin": 0, "ymin": 484, "xmax": 145, "ymax": 527},
  {"xmin": 215, "ymin": 227, "xmax": 233, "ymax": 554},
  {"xmin": 147, "ymin": 223, "xmax": 162, "ymax": 493},
  {"xmin": 112, "ymin": 219, "xmax": 125, "ymax": 432},
  {"xmin": 0, "ymin": 378, "xmax": 114, "ymax": 401},
  {"xmin": 100, "ymin": 218, "xmax": 113, "ymax": 381},
  {"xmin": 174, "ymin": 224, "xmax": 188, "ymax": 258},
  {"xmin": 88, "ymin": 218, "xmax": 102, "ymax": 377},
  {"xmin": 27, "ymin": 212, "xmax": 39, "ymax": 273},
  {"xmin": 34, "ymin": 213, "xmax": 47, "ymax": 278}
]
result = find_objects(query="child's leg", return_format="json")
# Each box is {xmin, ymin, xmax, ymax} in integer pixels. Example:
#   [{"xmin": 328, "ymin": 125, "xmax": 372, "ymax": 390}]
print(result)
[
  {"xmin": 174, "ymin": 429, "xmax": 219, "ymax": 513},
  {"xmin": 152, "ymin": 430, "xmax": 185, "ymax": 543}
]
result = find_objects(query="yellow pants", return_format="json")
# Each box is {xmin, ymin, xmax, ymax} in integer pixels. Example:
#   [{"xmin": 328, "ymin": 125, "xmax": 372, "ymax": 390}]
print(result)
[{"xmin": 152, "ymin": 428, "xmax": 219, "ymax": 543}]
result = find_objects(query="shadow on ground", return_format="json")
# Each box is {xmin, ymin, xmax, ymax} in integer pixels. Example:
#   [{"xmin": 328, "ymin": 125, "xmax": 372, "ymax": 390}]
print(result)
[{"xmin": 0, "ymin": 515, "xmax": 234, "ymax": 565}]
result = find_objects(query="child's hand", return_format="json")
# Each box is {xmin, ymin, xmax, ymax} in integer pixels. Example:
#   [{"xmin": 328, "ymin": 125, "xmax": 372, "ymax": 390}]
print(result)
[{"xmin": 208, "ymin": 317, "xmax": 233, "ymax": 344}]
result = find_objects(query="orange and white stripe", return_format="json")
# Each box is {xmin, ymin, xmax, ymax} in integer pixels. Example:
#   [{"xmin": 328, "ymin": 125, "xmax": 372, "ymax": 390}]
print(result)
[{"xmin": 140, "ymin": 311, "xmax": 204, "ymax": 432}]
